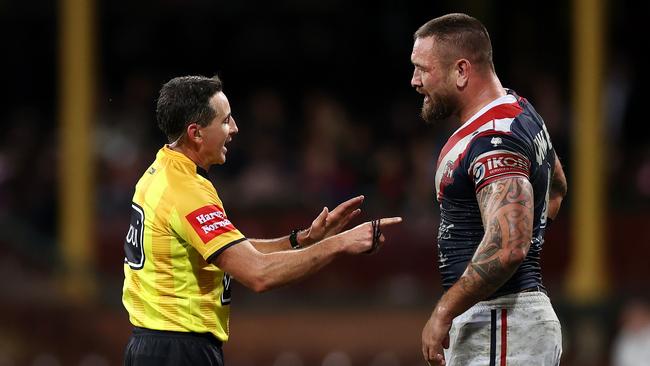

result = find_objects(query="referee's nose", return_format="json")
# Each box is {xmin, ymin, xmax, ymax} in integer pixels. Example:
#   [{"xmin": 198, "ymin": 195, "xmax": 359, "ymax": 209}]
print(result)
[{"xmin": 229, "ymin": 116, "xmax": 239, "ymax": 135}]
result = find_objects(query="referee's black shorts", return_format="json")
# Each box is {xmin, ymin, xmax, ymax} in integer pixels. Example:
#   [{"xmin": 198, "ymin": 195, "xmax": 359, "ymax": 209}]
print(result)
[{"xmin": 124, "ymin": 327, "xmax": 224, "ymax": 366}]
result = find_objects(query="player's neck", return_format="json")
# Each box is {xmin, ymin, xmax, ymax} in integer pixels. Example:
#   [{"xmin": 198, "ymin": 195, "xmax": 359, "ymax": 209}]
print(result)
[{"xmin": 458, "ymin": 74, "xmax": 506, "ymax": 124}]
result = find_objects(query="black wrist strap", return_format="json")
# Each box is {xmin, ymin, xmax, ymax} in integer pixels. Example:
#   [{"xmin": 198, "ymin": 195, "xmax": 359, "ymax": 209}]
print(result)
[{"xmin": 289, "ymin": 229, "xmax": 302, "ymax": 249}]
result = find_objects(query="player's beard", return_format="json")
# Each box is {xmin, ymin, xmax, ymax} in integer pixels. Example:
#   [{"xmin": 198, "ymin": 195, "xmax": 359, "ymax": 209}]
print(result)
[{"xmin": 421, "ymin": 90, "xmax": 457, "ymax": 124}]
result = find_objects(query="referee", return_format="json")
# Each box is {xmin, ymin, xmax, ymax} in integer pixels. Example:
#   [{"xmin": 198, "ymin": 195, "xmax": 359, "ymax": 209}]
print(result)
[{"xmin": 122, "ymin": 75, "xmax": 402, "ymax": 365}]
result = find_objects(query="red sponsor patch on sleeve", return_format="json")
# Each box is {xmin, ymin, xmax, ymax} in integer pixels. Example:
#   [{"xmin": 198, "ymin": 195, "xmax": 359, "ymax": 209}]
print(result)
[
  {"xmin": 470, "ymin": 150, "xmax": 531, "ymax": 192},
  {"xmin": 185, "ymin": 205, "xmax": 236, "ymax": 244}
]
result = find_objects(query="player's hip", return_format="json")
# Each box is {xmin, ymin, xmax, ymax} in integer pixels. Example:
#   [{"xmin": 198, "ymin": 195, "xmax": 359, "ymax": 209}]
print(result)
[{"xmin": 445, "ymin": 292, "xmax": 562, "ymax": 366}]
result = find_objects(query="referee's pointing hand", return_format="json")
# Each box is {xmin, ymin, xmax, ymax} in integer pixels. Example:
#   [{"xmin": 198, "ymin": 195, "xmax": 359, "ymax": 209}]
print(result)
[{"xmin": 338, "ymin": 217, "xmax": 403, "ymax": 255}]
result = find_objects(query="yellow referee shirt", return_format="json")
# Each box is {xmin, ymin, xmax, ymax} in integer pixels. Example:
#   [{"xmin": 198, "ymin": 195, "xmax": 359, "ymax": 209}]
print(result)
[{"xmin": 122, "ymin": 146, "xmax": 246, "ymax": 341}]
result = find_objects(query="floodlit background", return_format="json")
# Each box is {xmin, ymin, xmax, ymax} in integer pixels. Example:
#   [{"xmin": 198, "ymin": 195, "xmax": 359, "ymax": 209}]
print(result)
[{"xmin": 1, "ymin": 0, "xmax": 649, "ymax": 365}]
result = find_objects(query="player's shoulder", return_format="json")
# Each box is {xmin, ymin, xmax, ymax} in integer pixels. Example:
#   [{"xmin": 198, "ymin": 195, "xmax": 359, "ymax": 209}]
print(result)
[
  {"xmin": 508, "ymin": 91, "xmax": 547, "ymax": 134},
  {"xmin": 466, "ymin": 132, "xmax": 529, "ymax": 160},
  {"xmin": 463, "ymin": 124, "xmax": 533, "ymax": 170}
]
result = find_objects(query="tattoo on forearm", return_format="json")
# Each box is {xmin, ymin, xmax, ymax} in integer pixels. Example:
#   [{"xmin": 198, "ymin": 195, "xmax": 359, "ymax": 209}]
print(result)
[
  {"xmin": 461, "ymin": 177, "xmax": 533, "ymax": 297},
  {"xmin": 470, "ymin": 258, "xmax": 504, "ymax": 282}
]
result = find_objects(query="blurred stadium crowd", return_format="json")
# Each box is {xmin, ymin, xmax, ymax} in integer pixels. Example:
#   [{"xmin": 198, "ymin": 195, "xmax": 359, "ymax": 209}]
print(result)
[{"xmin": 1, "ymin": 0, "xmax": 649, "ymax": 365}]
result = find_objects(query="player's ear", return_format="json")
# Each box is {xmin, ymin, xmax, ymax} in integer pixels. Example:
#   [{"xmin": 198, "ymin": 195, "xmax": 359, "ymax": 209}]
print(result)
[{"xmin": 455, "ymin": 59, "xmax": 470, "ymax": 89}]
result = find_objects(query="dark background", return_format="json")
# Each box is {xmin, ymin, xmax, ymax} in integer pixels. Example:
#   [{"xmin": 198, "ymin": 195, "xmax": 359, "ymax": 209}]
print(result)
[{"xmin": 1, "ymin": 0, "xmax": 649, "ymax": 365}]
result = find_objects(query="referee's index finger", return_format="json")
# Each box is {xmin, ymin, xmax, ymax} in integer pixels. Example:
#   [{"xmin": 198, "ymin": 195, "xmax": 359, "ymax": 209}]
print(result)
[{"xmin": 377, "ymin": 217, "xmax": 403, "ymax": 227}]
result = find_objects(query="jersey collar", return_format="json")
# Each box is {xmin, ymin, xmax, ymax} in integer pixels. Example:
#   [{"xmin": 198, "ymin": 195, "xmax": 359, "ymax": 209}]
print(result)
[
  {"xmin": 159, "ymin": 145, "xmax": 209, "ymax": 178},
  {"xmin": 457, "ymin": 91, "xmax": 518, "ymax": 133}
]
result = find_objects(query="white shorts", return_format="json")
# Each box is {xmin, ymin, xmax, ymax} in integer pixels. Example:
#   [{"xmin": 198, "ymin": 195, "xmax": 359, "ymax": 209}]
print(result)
[{"xmin": 444, "ymin": 292, "xmax": 562, "ymax": 366}]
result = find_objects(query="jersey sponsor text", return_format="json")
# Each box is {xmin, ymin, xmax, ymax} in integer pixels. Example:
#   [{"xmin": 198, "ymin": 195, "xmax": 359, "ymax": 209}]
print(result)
[
  {"xmin": 186, "ymin": 205, "xmax": 236, "ymax": 243},
  {"xmin": 470, "ymin": 150, "xmax": 530, "ymax": 189}
]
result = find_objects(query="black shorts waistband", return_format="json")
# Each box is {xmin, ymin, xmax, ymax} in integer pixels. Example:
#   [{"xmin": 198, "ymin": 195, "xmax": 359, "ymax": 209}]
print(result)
[
  {"xmin": 485, "ymin": 285, "xmax": 548, "ymax": 300},
  {"xmin": 519, "ymin": 285, "xmax": 548, "ymax": 295},
  {"xmin": 132, "ymin": 326, "xmax": 223, "ymax": 347}
]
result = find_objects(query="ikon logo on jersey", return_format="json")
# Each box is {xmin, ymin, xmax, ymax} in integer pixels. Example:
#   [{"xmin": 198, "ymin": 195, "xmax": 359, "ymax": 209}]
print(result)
[
  {"xmin": 186, "ymin": 205, "xmax": 236, "ymax": 244},
  {"xmin": 471, "ymin": 150, "xmax": 530, "ymax": 189}
]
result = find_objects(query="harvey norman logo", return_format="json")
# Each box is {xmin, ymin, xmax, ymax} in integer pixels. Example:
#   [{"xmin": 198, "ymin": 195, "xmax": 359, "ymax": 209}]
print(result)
[{"xmin": 186, "ymin": 205, "xmax": 236, "ymax": 243}]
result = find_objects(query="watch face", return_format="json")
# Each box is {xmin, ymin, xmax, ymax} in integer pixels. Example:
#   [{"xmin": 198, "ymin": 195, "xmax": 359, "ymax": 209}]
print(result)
[{"xmin": 290, "ymin": 229, "xmax": 301, "ymax": 249}]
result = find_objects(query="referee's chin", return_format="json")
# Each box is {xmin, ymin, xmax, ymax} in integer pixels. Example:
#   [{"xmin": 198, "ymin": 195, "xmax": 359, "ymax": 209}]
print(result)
[
  {"xmin": 215, "ymin": 154, "xmax": 227, "ymax": 165},
  {"xmin": 217, "ymin": 148, "xmax": 228, "ymax": 165}
]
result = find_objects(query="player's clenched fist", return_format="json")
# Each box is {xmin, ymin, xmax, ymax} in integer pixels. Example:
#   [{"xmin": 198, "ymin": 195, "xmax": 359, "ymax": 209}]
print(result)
[{"xmin": 336, "ymin": 217, "xmax": 402, "ymax": 254}]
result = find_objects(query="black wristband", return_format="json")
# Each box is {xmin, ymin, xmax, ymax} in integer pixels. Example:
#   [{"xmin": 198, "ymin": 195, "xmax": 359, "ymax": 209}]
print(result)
[{"xmin": 289, "ymin": 229, "xmax": 302, "ymax": 249}]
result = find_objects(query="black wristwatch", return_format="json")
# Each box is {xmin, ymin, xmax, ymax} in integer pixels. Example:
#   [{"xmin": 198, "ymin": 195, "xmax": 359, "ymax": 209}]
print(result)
[{"xmin": 289, "ymin": 229, "xmax": 302, "ymax": 249}]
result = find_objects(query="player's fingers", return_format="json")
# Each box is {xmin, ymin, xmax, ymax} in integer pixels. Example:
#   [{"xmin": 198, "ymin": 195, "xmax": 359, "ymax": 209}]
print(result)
[
  {"xmin": 427, "ymin": 348, "xmax": 437, "ymax": 364},
  {"xmin": 423, "ymin": 341, "xmax": 435, "ymax": 361},
  {"xmin": 378, "ymin": 216, "xmax": 403, "ymax": 227},
  {"xmin": 422, "ymin": 344, "xmax": 430, "ymax": 362}
]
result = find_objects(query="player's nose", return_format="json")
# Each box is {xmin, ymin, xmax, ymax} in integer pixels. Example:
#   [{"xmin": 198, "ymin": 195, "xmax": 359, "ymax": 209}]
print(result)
[{"xmin": 411, "ymin": 69, "xmax": 422, "ymax": 88}]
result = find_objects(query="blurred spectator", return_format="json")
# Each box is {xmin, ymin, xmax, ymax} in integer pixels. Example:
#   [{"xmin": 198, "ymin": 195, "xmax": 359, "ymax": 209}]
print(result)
[
  {"xmin": 230, "ymin": 89, "xmax": 296, "ymax": 208},
  {"xmin": 299, "ymin": 92, "xmax": 360, "ymax": 204},
  {"xmin": 612, "ymin": 299, "xmax": 650, "ymax": 366}
]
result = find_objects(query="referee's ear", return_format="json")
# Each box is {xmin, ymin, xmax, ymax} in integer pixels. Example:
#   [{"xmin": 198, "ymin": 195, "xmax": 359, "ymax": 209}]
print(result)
[{"xmin": 186, "ymin": 123, "xmax": 202, "ymax": 143}]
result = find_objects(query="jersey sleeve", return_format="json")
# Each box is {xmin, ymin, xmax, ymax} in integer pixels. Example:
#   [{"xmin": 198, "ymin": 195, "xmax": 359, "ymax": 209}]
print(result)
[
  {"xmin": 464, "ymin": 133, "xmax": 532, "ymax": 193},
  {"xmin": 172, "ymin": 183, "xmax": 246, "ymax": 262}
]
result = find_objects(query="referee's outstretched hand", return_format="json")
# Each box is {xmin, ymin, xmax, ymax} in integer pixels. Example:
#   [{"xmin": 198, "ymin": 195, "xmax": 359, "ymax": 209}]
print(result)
[
  {"xmin": 337, "ymin": 217, "xmax": 402, "ymax": 255},
  {"xmin": 304, "ymin": 195, "xmax": 365, "ymax": 246}
]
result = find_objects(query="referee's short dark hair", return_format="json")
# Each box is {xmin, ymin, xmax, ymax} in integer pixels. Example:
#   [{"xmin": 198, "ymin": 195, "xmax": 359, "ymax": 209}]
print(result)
[{"xmin": 156, "ymin": 75, "xmax": 223, "ymax": 142}]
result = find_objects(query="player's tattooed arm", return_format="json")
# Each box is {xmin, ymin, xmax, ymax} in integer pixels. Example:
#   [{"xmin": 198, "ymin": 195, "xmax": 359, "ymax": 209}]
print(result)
[
  {"xmin": 458, "ymin": 177, "xmax": 534, "ymax": 299},
  {"xmin": 421, "ymin": 176, "xmax": 534, "ymax": 362},
  {"xmin": 432, "ymin": 177, "xmax": 534, "ymax": 316}
]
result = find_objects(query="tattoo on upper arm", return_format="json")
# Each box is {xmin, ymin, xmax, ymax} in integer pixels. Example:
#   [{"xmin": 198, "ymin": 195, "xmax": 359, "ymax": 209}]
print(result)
[{"xmin": 463, "ymin": 177, "xmax": 534, "ymax": 294}]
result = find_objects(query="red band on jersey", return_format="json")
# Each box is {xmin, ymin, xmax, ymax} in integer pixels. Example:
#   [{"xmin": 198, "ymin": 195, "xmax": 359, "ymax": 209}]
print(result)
[
  {"xmin": 186, "ymin": 205, "xmax": 236, "ymax": 244},
  {"xmin": 470, "ymin": 150, "xmax": 531, "ymax": 192}
]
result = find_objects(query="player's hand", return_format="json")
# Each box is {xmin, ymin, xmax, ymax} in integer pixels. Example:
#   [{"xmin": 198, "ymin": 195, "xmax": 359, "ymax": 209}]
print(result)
[
  {"xmin": 304, "ymin": 195, "xmax": 364, "ymax": 246},
  {"xmin": 337, "ymin": 217, "xmax": 402, "ymax": 254},
  {"xmin": 422, "ymin": 308, "xmax": 451, "ymax": 366}
]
